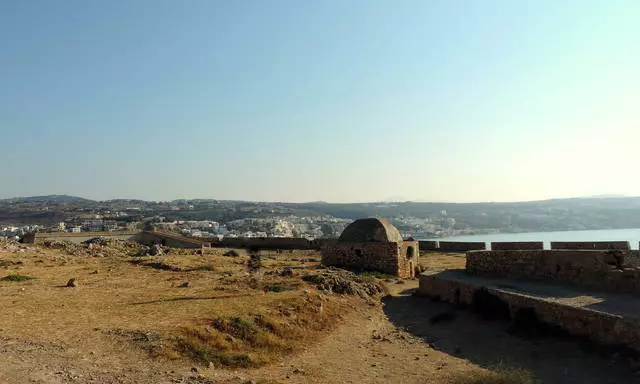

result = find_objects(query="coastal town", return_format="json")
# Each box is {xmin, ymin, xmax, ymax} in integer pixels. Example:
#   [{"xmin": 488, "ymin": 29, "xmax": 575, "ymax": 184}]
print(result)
[{"xmin": 3, "ymin": 195, "xmax": 640, "ymax": 242}]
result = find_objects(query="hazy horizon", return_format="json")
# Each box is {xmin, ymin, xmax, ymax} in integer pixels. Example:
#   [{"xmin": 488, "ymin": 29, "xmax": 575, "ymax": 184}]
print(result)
[
  {"xmin": 2, "ymin": 1, "xmax": 639, "ymax": 202},
  {"xmin": 2, "ymin": 192, "xmax": 638, "ymax": 205}
]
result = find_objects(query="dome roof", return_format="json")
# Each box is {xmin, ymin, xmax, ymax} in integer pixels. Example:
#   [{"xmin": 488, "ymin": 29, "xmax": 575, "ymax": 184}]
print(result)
[{"xmin": 338, "ymin": 218, "xmax": 403, "ymax": 243}]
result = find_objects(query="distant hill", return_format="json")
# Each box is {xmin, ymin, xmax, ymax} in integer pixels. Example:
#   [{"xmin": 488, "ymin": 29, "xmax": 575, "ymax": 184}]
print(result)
[{"xmin": 0, "ymin": 195, "xmax": 95, "ymax": 204}]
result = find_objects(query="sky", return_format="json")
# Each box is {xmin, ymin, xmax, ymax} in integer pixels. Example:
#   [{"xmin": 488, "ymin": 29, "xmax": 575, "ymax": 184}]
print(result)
[{"xmin": 1, "ymin": 0, "xmax": 639, "ymax": 203}]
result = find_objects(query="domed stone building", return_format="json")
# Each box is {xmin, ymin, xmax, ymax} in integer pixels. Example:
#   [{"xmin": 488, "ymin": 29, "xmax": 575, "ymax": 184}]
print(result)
[{"xmin": 321, "ymin": 218, "xmax": 419, "ymax": 278}]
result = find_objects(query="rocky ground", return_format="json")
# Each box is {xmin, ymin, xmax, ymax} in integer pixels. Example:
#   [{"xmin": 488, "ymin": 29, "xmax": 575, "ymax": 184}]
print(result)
[{"xmin": 0, "ymin": 241, "xmax": 636, "ymax": 383}]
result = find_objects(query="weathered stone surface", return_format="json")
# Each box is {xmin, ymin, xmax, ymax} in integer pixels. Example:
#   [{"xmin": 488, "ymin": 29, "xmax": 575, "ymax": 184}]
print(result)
[
  {"xmin": 467, "ymin": 250, "xmax": 640, "ymax": 294},
  {"xmin": 551, "ymin": 241, "xmax": 630, "ymax": 250},
  {"xmin": 419, "ymin": 270, "xmax": 640, "ymax": 356},
  {"xmin": 438, "ymin": 241, "xmax": 486, "ymax": 252},
  {"xmin": 491, "ymin": 241, "xmax": 544, "ymax": 250},
  {"xmin": 321, "ymin": 218, "xmax": 419, "ymax": 278}
]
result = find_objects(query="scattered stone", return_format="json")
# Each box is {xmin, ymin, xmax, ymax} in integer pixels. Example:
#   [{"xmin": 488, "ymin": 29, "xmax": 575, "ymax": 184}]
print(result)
[
  {"xmin": 293, "ymin": 368, "xmax": 305, "ymax": 374},
  {"xmin": 190, "ymin": 367, "xmax": 198, "ymax": 373},
  {"xmin": 66, "ymin": 278, "xmax": 77, "ymax": 288},
  {"xmin": 223, "ymin": 250, "xmax": 240, "ymax": 257},
  {"xmin": 178, "ymin": 281, "xmax": 190, "ymax": 288},
  {"xmin": 302, "ymin": 268, "xmax": 386, "ymax": 298},
  {"xmin": 89, "ymin": 270, "xmax": 98, "ymax": 274},
  {"xmin": 149, "ymin": 244, "xmax": 164, "ymax": 256}
]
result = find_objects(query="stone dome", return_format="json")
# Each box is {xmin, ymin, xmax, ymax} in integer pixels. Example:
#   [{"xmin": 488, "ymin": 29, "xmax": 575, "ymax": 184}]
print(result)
[{"xmin": 338, "ymin": 218, "xmax": 403, "ymax": 243}]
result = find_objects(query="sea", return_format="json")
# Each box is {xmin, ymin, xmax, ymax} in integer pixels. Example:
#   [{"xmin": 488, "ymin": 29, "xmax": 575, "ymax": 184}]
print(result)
[{"xmin": 425, "ymin": 228, "xmax": 640, "ymax": 250}]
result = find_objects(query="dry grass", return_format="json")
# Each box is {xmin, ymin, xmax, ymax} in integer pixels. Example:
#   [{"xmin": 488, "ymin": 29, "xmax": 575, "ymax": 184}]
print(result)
[
  {"xmin": 0, "ymin": 273, "xmax": 35, "ymax": 282},
  {"xmin": 447, "ymin": 366, "xmax": 535, "ymax": 384},
  {"xmin": 0, "ymin": 245, "xmax": 362, "ymax": 369},
  {"xmin": 420, "ymin": 251, "xmax": 467, "ymax": 271}
]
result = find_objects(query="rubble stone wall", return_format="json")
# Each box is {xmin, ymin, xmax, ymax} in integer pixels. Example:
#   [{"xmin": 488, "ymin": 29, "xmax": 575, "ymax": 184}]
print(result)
[
  {"xmin": 491, "ymin": 241, "xmax": 544, "ymax": 250},
  {"xmin": 467, "ymin": 250, "xmax": 640, "ymax": 294},
  {"xmin": 418, "ymin": 272, "xmax": 640, "ymax": 355},
  {"xmin": 138, "ymin": 231, "xmax": 209, "ymax": 248},
  {"xmin": 322, "ymin": 241, "xmax": 419, "ymax": 278},
  {"xmin": 27, "ymin": 231, "xmax": 140, "ymax": 244},
  {"xmin": 419, "ymin": 240, "xmax": 438, "ymax": 250},
  {"xmin": 551, "ymin": 241, "xmax": 630, "ymax": 250},
  {"xmin": 438, "ymin": 241, "xmax": 486, "ymax": 252}
]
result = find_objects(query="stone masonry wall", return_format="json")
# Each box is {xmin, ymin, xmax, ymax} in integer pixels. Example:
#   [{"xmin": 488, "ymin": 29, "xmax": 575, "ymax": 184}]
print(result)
[
  {"xmin": 491, "ymin": 241, "xmax": 544, "ymax": 250},
  {"xmin": 399, "ymin": 241, "xmax": 420, "ymax": 278},
  {"xmin": 438, "ymin": 241, "xmax": 486, "ymax": 252},
  {"xmin": 419, "ymin": 272, "xmax": 640, "ymax": 355},
  {"xmin": 322, "ymin": 242, "xmax": 417, "ymax": 278},
  {"xmin": 551, "ymin": 241, "xmax": 630, "ymax": 250},
  {"xmin": 466, "ymin": 250, "xmax": 640, "ymax": 294}
]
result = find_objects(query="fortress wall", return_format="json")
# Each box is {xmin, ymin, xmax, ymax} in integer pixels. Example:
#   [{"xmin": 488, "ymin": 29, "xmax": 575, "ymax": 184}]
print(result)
[
  {"xmin": 211, "ymin": 237, "xmax": 316, "ymax": 250},
  {"xmin": 551, "ymin": 241, "xmax": 630, "ymax": 250},
  {"xmin": 418, "ymin": 271, "xmax": 640, "ymax": 355},
  {"xmin": 418, "ymin": 240, "xmax": 438, "ymax": 250},
  {"xmin": 438, "ymin": 241, "xmax": 486, "ymax": 252},
  {"xmin": 138, "ymin": 231, "xmax": 210, "ymax": 248},
  {"xmin": 28, "ymin": 231, "xmax": 140, "ymax": 244},
  {"xmin": 466, "ymin": 250, "xmax": 640, "ymax": 294},
  {"xmin": 491, "ymin": 241, "xmax": 544, "ymax": 250}
]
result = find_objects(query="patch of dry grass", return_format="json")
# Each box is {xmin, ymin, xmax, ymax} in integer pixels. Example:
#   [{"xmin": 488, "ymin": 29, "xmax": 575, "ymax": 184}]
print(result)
[
  {"xmin": 420, "ymin": 251, "xmax": 467, "ymax": 271},
  {"xmin": 0, "ymin": 273, "xmax": 34, "ymax": 282},
  {"xmin": 169, "ymin": 291, "xmax": 344, "ymax": 367},
  {"xmin": 0, "ymin": 245, "xmax": 358, "ymax": 370},
  {"xmin": 447, "ymin": 366, "xmax": 535, "ymax": 384}
]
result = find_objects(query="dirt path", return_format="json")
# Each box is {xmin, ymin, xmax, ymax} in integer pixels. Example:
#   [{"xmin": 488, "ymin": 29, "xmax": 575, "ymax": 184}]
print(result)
[{"xmin": 208, "ymin": 281, "xmax": 637, "ymax": 384}]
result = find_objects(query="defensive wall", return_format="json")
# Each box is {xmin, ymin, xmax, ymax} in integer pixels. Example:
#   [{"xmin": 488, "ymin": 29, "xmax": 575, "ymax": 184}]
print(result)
[
  {"xmin": 550, "ymin": 241, "xmax": 630, "ymax": 250},
  {"xmin": 23, "ymin": 231, "xmax": 140, "ymax": 244},
  {"xmin": 23, "ymin": 231, "xmax": 210, "ymax": 249},
  {"xmin": 419, "ymin": 270, "xmax": 640, "ymax": 356},
  {"xmin": 137, "ymin": 231, "xmax": 210, "ymax": 248},
  {"xmin": 467, "ymin": 249, "xmax": 640, "ymax": 294},
  {"xmin": 203, "ymin": 237, "xmax": 338, "ymax": 250},
  {"xmin": 418, "ymin": 240, "xmax": 640, "ymax": 252},
  {"xmin": 419, "ymin": 244, "xmax": 640, "ymax": 356}
]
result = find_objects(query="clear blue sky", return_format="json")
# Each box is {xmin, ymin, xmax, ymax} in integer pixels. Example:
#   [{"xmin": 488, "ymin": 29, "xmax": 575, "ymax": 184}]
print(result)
[{"xmin": 1, "ymin": 0, "xmax": 639, "ymax": 202}]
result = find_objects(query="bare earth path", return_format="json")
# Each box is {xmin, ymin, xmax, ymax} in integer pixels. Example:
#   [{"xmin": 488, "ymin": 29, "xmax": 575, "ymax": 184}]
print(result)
[{"xmin": 211, "ymin": 281, "xmax": 636, "ymax": 384}]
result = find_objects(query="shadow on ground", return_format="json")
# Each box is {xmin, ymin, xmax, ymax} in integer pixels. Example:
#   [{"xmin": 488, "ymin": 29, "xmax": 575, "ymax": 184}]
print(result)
[{"xmin": 382, "ymin": 288, "xmax": 637, "ymax": 384}]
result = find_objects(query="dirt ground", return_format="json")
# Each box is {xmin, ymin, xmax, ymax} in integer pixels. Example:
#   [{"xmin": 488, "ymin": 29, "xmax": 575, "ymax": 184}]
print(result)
[{"xmin": 0, "ymin": 245, "xmax": 637, "ymax": 384}]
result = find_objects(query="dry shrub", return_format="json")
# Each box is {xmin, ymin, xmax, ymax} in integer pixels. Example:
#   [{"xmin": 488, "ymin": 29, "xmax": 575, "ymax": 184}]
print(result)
[
  {"xmin": 1, "ymin": 274, "xmax": 34, "ymax": 282},
  {"xmin": 169, "ymin": 293, "xmax": 342, "ymax": 366},
  {"xmin": 302, "ymin": 268, "xmax": 386, "ymax": 298}
]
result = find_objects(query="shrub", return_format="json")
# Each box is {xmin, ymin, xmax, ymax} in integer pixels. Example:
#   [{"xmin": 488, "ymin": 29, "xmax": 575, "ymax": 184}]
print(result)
[{"xmin": 1, "ymin": 274, "xmax": 34, "ymax": 282}]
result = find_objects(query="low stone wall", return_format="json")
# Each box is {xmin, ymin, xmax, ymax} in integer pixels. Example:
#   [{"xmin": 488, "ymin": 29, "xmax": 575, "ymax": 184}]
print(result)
[
  {"xmin": 491, "ymin": 241, "xmax": 544, "ymax": 250},
  {"xmin": 438, "ymin": 241, "xmax": 486, "ymax": 252},
  {"xmin": 419, "ymin": 271, "xmax": 640, "ymax": 356},
  {"xmin": 466, "ymin": 250, "xmax": 640, "ymax": 294},
  {"xmin": 208, "ymin": 237, "xmax": 321, "ymax": 250},
  {"xmin": 138, "ymin": 231, "xmax": 210, "ymax": 248},
  {"xmin": 25, "ymin": 231, "xmax": 140, "ymax": 244},
  {"xmin": 551, "ymin": 241, "xmax": 630, "ymax": 250},
  {"xmin": 321, "ymin": 241, "xmax": 418, "ymax": 278},
  {"xmin": 419, "ymin": 240, "xmax": 438, "ymax": 250}
]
